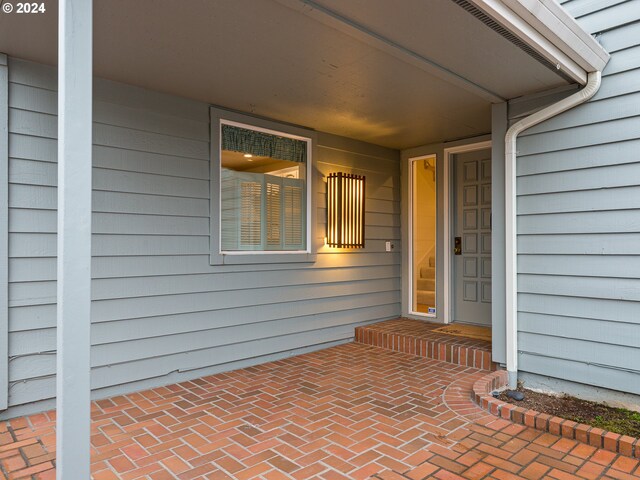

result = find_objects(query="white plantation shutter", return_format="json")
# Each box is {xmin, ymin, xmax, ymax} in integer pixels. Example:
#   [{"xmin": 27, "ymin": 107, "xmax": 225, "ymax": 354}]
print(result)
[
  {"xmin": 266, "ymin": 179, "xmax": 282, "ymax": 248},
  {"xmin": 221, "ymin": 170, "xmax": 305, "ymax": 251},
  {"xmin": 221, "ymin": 169, "xmax": 265, "ymax": 250},
  {"xmin": 220, "ymin": 169, "xmax": 239, "ymax": 250},
  {"xmin": 283, "ymin": 179, "xmax": 305, "ymax": 250},
  {"xmin": 240, "ymin": 181, "xmax": 263, "ymax": 247}
]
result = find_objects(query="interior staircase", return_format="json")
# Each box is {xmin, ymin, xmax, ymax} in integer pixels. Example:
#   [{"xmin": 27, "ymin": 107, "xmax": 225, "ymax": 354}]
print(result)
[{"xmin": 416, "ymin": 255, "xmax": 436, "ymax": 308}]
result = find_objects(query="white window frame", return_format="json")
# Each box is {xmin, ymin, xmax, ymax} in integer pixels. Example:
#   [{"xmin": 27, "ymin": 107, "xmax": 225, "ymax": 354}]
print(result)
[{"xmin": 210, "ymin": 106, "xmax": 317, "ymax": 265}]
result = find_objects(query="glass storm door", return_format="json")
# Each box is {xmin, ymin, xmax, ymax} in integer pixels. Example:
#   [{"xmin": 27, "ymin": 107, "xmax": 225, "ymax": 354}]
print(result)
[{"xmin": 411, "ymin": 155, "xmax": 437, "ymax": 316}]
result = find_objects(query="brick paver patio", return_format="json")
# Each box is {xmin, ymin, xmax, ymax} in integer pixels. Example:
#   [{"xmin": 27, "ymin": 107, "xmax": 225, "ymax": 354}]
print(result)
[{"xmin": 0, "ymin": 342, "xmax": 638, "ymax": 479}]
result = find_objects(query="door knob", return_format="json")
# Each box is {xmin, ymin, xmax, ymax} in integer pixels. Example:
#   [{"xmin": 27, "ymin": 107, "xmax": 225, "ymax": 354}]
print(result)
[{"xmin": 454, "ymin": 236, "xmax": 462, "ymax": 255}]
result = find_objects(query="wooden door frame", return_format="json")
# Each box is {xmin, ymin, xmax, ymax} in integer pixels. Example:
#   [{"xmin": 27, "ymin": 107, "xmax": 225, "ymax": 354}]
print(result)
[{"xmin": 443, "ymin": 140, "xmax": 492, "ymax": 324}]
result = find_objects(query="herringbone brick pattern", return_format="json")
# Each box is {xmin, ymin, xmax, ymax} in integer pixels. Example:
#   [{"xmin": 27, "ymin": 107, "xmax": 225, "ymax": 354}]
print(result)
[{"xmin": 0, "ymin": 342, "xmax": 637, "ymax": 479}]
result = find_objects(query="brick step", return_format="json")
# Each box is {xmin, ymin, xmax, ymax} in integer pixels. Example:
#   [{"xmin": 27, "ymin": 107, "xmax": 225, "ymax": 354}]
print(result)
[{"xmin": 355, "ymin": 318, "xmax": 497, "ymax": 371}]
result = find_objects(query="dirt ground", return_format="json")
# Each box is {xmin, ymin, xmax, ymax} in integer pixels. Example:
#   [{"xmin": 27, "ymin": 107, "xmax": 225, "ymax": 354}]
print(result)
[{"xmin": 498, "ymin": 387, "xmax": 640, "ymax": 438}]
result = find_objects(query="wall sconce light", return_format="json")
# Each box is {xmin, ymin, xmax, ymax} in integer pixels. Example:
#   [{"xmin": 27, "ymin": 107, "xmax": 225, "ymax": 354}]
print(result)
[{"xmin": 326, "ymin": 172, "xmax": 366, "ymax": 248}]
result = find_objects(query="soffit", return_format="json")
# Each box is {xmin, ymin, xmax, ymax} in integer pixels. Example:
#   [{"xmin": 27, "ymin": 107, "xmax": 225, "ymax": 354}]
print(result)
[
  {"xmin": 0, "ymin": 0, "xmax": 571, "ymax": 149},
  {"xmin": 307, "ymin": 0, "xmax": 569, "ymax": 99}
]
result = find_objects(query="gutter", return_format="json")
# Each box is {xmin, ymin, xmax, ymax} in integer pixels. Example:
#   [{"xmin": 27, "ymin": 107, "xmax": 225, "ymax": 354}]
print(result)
[
  {"xmin": 505, "ymin": 71, "xmax": 602, "ymax": 388},
  {"xmin": 466, "ymin": 0, "xmax": 609, "ymax": 85}
]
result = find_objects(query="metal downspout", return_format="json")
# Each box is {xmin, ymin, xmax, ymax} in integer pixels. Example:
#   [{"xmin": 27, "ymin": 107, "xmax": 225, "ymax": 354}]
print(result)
[{"xmin": 505, "ymin": 71, "xmax": 602, "ymax": 388}]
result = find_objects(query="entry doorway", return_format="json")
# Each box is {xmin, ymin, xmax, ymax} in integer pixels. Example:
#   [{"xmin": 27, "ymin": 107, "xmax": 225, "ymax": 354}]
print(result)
[{"xmin": 448, "ymin": 145, "xmax": 492, "ymax": 326}]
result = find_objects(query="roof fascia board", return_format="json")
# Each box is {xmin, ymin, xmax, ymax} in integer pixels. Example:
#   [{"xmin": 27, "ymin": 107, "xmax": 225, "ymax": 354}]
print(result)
[
  {"xmin": 468, "ymin": 0, "xmax": 588, "ymax": 84},
  {"xmin": 505, "ymin": 0, "xmax": 610, "ymax": 71}
]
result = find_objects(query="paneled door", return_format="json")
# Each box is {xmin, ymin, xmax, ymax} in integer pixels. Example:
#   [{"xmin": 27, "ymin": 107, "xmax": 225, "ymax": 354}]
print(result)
[{"xmin": 452, "ymin": 149, "xmax": 491, "ymax": 326}]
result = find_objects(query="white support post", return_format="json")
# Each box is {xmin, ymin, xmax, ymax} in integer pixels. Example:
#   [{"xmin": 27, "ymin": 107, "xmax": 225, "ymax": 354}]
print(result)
[
  {"xmin": 56, "ymin": 1, "xmax": 92, "ymax": 479},
  {"xmin": 0, "ymin": 54, "xmax": 9, "ymax": 412}
]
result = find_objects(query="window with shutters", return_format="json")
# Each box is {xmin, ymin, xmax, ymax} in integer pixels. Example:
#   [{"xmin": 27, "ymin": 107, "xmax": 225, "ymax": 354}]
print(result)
[{"xmin": 210, "ymin": 108, "xmax": 315, "ymax": 263}]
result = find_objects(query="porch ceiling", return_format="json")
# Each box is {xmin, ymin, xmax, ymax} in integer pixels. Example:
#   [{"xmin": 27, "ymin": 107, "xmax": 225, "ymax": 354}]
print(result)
[{"xmin": 0, "ymin": 0, "xmax": 573, "ymax": 149}]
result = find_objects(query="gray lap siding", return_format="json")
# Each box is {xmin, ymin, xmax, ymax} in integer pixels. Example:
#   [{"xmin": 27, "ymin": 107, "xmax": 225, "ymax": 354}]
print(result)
[
  {"xmin": 515, "ymin": 0, "xmax": 640, "ymax": 394},
  {"xmin": 4, "ymin": 58, "xmax": 401, "ymax": 415}
]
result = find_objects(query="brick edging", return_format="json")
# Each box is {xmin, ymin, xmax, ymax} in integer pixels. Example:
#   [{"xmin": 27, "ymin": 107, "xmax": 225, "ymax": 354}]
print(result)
[{"xmin": 471, "ymin": 370, "xmax": 640, "ymax": 459}]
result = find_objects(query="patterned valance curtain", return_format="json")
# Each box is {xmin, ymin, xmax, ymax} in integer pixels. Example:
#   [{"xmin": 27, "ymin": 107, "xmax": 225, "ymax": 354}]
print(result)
[{"xmin": 222, "ymin": 124, "xmax": 307, "ymax": 163}]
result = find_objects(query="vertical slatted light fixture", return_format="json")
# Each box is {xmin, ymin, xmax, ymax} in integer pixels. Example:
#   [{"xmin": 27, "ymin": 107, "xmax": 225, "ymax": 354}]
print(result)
[{"xmin": 327, "ymin": 172, "xmax": 366, "ymax": 248}]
